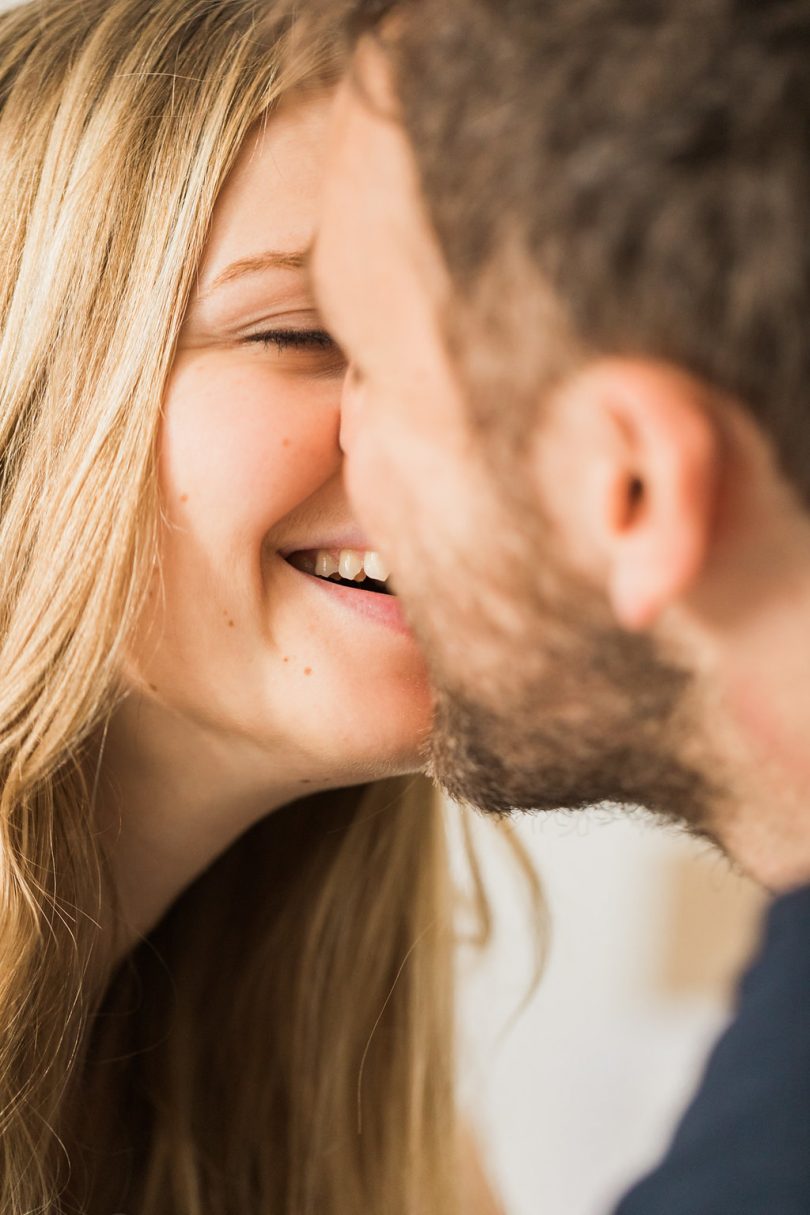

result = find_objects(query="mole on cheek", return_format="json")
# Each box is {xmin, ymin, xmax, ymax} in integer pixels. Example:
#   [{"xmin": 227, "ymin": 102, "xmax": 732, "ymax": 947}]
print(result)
[
  {"xmin": 304, "ymin": 667, "xmax": 313, "ymax": 676},
  {"xmin": 228, "ymin": 619, "xmax": 235, "ymax": 628}
]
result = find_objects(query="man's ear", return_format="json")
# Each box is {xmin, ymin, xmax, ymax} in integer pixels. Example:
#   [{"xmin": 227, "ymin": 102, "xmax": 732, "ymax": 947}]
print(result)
[{"xmin": 538, "ymin": 359, "xmax": 723, "ymax": 631}]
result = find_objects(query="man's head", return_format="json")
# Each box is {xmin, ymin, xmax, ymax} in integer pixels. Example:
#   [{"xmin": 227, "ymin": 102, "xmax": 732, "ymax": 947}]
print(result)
[{"xmin": 314, "ymin": 0, "xmax": 810, "ymax": 869}]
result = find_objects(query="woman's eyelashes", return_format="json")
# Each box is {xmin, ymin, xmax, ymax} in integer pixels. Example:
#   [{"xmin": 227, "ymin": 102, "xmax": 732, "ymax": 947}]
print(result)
[
  {"xmin": 243, "ymin": 327, "xmax": 347, "ymax": 376},
  {"xmin": 246, "ymin": 327, "xmax": 335, "ymax": 351}
]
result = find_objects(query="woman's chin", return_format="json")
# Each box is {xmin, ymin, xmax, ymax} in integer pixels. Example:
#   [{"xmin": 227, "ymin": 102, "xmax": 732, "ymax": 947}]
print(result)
[
  {"xmin": 325, "ymin": 727, "xmax": 432, "ymax": 788},
  {"xmin": 318, "ymin": 676, "xmax": 435, "ymax": 778}
]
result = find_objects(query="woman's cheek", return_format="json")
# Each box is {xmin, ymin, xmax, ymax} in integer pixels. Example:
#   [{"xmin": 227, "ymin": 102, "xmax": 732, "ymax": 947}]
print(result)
[{"xmin": 159, "ymin": 355, "xmax": 331, "ymax": 536}]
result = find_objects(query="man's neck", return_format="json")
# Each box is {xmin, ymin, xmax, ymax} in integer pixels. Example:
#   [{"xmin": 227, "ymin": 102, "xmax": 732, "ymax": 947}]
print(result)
[
  {"xmin": 691, "ymin": 570, "xmax": 810, "ymax": 893},
  {"xmin": 715, "ymin": 670, "xmax": 810, "ymax": 893},
  {"xmin": 674, "ymin": 417, "xmax": 810, "ymax": 894}
]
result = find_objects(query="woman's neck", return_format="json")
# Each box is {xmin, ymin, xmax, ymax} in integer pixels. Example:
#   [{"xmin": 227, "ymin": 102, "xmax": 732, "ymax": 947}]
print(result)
[{"xmin": 93, "ymin": 693, "xmax": 305, "ymax": 958}]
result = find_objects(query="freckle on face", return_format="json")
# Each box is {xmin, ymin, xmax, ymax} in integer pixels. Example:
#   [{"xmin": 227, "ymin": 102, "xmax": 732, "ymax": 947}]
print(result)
[
  {"xmin": 228, "ymin": 619, "xmax": 235, "ymax": 628},
  {"xmin": 304, "ymin": 667, "xmax": 313, "ymax": 676},
  {"xmin": 180, "ymin": 493, "xmax": 189, "ymax": 503},
  {"xmin": 282, "ymin": 438, "xmax": 291, "ymax": 449}
]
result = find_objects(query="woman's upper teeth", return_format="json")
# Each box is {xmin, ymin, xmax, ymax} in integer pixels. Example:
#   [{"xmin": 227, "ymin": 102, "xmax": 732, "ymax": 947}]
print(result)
[{"xmin": 314, "ymin": 549, "xmax": 391, "ymax": 583}]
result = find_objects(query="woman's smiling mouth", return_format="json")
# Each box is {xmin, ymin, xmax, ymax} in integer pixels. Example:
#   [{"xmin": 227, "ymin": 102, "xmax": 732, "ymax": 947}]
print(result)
[
  {"xmin": 285, "ymin": 547, "xmax": 393, "ymax": 595},
  {"xmin": 277, "ymin": 543, "xmax": 414, "ymax": 636}
]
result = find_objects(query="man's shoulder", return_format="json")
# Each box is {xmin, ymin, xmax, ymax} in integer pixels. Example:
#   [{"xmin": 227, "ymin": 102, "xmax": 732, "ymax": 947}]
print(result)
[{"xmin": 613, "ymin": 883, "xmax": 810, "ymax": 1215}]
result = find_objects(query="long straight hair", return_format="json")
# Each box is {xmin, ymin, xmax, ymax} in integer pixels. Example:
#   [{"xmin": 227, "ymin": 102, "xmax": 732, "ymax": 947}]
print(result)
[{"xmin": 0, "ymin": 2, "xmax": 526, "ymax": 1210}]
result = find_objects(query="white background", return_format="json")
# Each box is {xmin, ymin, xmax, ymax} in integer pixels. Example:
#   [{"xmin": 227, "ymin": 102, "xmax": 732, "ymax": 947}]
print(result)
[{"xmin": 457, "ymin": 806, "xmax": 761, "ymax": 1215}]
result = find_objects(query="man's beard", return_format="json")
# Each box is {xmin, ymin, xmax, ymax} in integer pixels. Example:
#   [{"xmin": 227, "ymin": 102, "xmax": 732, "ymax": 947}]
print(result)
[{"xmin": 409, "ymin": 512, "xmax": 718, "ymax": 831}]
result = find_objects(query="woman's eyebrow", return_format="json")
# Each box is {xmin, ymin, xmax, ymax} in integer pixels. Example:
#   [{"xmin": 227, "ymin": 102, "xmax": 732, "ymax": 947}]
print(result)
[{"xmin": 198, "ymin": 249, "xmax": 308, "ymax": 298}]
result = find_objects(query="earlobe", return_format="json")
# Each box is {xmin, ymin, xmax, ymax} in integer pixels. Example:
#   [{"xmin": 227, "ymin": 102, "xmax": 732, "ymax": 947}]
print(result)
[{"xmin": 593, "ymin": 361, "xmax": 723, "ymax": 631}]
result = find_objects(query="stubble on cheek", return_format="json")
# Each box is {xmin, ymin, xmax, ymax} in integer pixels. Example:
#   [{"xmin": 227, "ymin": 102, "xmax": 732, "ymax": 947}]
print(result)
[{"xmin": 416, "ymin": 524, "xmax": 719, "ymax": 831}]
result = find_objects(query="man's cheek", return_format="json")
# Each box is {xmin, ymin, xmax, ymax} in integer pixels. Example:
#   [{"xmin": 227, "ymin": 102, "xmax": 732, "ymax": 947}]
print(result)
[
  {"xmin": 348, "ymin": 442, "xmax": 404, "ymax": 558},
  {"xmin": 344, "ymin": 440, "xmax": 386, "ymax": 533}
]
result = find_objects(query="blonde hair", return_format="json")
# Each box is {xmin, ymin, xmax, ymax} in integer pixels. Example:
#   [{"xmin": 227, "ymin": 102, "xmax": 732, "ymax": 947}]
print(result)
[{"xmin": 0, "ymin": 1, "xmax": 542, "ymax": 1211}]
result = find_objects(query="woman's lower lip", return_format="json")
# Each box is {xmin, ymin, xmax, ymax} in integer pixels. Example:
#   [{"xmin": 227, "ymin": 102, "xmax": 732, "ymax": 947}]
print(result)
[{"xmin": 283, "ymin": 561, "xmax": 415, "ymax": 637}]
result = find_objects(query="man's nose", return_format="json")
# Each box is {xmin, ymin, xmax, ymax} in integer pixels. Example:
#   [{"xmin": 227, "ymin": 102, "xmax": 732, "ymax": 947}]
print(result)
[{"xmin": 339, "ymin": 364, "xmax": 361, "ymax": 456}]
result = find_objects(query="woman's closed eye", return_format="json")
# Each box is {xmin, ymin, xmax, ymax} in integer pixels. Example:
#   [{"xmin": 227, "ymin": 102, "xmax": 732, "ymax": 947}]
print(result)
[
  {"xmin": 246, "ymin": 327, "xmax": 332, "ymax": 351},
  {"xmin": 243, "ymin": 327, "xmax": 347, "ymax": 376}
]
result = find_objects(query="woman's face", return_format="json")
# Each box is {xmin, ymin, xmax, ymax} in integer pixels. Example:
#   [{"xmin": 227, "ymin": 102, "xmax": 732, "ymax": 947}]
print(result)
[{"xmin": 128, "ymin": 93, "xmax": 432, "ymax": 791}]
